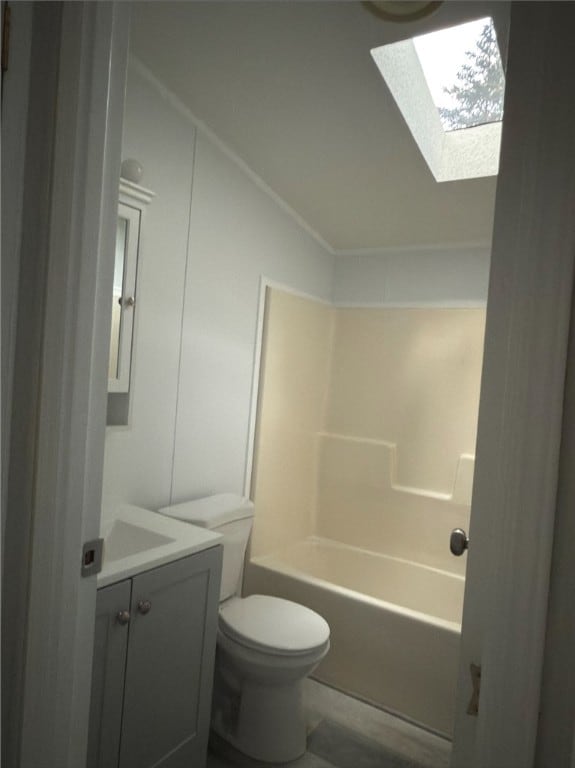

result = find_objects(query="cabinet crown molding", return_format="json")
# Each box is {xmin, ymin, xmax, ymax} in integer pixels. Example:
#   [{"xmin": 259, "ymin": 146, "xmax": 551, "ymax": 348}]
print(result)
[{"xmin": 119, "ymin": 178, "xmax": 155, "ymax": 205}]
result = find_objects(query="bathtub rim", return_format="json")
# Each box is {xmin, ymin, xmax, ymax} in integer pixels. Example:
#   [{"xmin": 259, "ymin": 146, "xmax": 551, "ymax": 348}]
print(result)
[{"xmin": 249, "ymin": 536, "xmax": 463, "ymax": 635}]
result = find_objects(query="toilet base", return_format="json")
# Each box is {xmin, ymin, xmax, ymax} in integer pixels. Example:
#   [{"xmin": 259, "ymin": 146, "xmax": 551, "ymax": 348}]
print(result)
[{"xmin": 212, "ymin": 672, "xmax": 307, "ymax": 763}]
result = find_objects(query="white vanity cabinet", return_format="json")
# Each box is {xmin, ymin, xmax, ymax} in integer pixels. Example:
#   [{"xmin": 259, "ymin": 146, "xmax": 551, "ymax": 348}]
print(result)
[{"xmin": 88, "ymin": 545, "xmax": 222, "ymax": 768}]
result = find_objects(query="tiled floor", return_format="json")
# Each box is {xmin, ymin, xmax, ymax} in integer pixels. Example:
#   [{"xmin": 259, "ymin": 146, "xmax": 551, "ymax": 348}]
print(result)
[{"xmin": 207, "ymin": 679, "xmax": 451, "ymax": 768}]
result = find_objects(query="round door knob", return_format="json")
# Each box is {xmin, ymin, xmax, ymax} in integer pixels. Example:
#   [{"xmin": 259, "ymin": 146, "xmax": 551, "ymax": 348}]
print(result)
[
  {"xmin": 116, "ymin": 610, "xmax": 131, "ymax": 625},
  {"xmin": 137, "ymin": 600, "xmax": 152, "ymax": 615},
  {"xmin": 450, "ymin": 528, "xmax": 469, "ymax": 556},
  {"xmin": 124, "ymin": 296, "xmax": 135, "ymax": 308}
]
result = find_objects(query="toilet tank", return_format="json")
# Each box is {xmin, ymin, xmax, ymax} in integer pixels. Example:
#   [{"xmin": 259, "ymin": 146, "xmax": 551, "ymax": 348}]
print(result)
[{"xmin": 158, "ymin": 494, "xmax": 254, "ymax": 601}]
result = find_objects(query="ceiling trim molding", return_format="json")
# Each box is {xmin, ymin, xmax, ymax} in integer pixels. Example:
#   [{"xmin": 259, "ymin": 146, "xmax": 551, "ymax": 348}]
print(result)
[
  {"xmin": 334, "ymin": 239, "xmax": 492, "ymax": 257},
  {"xmin": 334, "ymin": 299, "xmax": 487, "ymax": 309},
  {"xmin": 129, "ymin": 56, "xmax": 336, "ymax": 256}
]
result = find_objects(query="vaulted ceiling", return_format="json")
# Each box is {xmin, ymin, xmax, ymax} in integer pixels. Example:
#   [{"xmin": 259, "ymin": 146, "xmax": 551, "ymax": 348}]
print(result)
[{"xmin": 130, "ymin": 1, "xmax": 509, "ymax": 252}]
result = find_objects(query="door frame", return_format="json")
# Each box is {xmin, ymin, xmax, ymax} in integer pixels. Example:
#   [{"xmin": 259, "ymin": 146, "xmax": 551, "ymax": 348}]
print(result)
[
  {"xmin": 8, "ymin": 3, "xmax": 130, "ymax": 766},
  {"xmin": 451, "ymin": 3, "xmax": 575, "ymax": 767},
  {"xmin": 10, "ymin": 2, "xmax": 575, "ymax": 767}
]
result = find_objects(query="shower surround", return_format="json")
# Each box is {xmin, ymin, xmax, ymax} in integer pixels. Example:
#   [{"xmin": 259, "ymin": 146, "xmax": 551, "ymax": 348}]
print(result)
[{"xmin": 244, "ymin": 287, "xmax": 485, "ymax": 735}]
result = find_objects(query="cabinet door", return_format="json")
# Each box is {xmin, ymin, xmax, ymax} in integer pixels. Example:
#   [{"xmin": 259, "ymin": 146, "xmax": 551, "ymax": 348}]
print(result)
[
  {"xmin": 88, "ymin": 579, "xmax": 132, "ymax": 768},
  {"xmin": 108, "ymin": 202, "xmax": 140, "ymax": 393},
  {"xmin": 119, "ymin": 546, "xmax": 222, "ymax": 768}
]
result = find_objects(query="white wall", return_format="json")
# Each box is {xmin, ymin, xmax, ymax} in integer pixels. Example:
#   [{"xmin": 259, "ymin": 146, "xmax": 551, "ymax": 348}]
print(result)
[
  {"xmin": 333, "ymin": 245, "xmax": 490, "ymax": 307},
  {"xmin": 170, "ymin": 132, "xmax": 333, "ymax": 502},
  {"xmin": 102, "ymin": 61, "xmax": 195, "ymax": 511},
  {"xmin": 102, "ymin": 60, "xmax": 334, "ymax": 511}
]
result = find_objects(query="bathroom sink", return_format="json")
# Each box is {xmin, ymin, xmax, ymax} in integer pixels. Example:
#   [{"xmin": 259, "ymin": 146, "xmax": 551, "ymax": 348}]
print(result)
[
  {"xmin": 103, "ymin": 519, "xmax": 175, "ymax": 562},
  {"xmin": 98, "ymin": 504, "xmax": 222, "ymax": 587}
]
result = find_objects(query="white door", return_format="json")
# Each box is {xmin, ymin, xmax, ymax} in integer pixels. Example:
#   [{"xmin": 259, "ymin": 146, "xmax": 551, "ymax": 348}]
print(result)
[
  {"xmin": 8, "ymin": 4, "xmax": 130, "ymax": 767},
  {"xmin": 451, "ymin": 4, "xmax": 575, "ymax": 767}
]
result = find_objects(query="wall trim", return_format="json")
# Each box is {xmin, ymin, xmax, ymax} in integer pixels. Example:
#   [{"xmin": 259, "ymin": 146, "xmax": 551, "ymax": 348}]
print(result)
[
  {"xmin": 169, "ymin": 129, "xmax": 198, "ymax": 506},
  {"xmin": 334, "ymin": 300, "xmax": 487, "ymax": 309},
  {"xmin": 334, "ymin": 241, "xmax": 492, "ymax": 258}
]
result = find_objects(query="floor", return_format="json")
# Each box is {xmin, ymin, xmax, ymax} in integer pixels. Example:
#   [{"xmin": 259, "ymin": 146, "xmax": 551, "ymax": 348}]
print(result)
[{"xmin": 207, "ymin": 678, "xmax": 451, "ymax": 768}]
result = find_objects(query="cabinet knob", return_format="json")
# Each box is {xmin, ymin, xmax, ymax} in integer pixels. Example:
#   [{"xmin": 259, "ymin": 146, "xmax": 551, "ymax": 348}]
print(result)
[
  {"xmin": 117, "ymin": 296, "xmax": 135, "ymax": 308},
  {"xmin": 137, "ymin": 600, "xmax": 152, "ymax": 615},
  {"xmin": 116, "ymin": 610, "xmax": 131, "ymax": 625}
]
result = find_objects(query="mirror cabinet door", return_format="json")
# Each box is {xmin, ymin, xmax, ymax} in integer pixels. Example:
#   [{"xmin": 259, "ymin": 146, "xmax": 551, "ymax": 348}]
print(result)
[{"xmin": 108, "ymin": 202, "xmax": 141, "ymax": 393}]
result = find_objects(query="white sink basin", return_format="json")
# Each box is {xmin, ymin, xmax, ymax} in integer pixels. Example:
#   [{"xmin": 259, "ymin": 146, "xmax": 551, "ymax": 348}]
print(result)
[
  {"xmin": 103, "ymin": 520, "xmax": 175, "ymax": 562},
  {"xmin": 98, "ymin": 504, "xmax": 222, "ymax": 587}
]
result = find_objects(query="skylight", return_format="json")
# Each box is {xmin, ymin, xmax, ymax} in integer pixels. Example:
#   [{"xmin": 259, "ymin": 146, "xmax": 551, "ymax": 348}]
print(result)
[
  {"xmin": 370, "ymin": 16, "xmax": 505, "ymax": 182},
  {"xmin": 413, "ymin": 17, "xmax": 505, "ymax": 132}
]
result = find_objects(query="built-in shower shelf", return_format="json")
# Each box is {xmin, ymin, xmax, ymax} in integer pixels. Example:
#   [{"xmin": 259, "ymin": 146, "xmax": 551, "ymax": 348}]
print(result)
[{"xmin": 318, "ymin": 432, "xmax": 474, "ymax": 505}]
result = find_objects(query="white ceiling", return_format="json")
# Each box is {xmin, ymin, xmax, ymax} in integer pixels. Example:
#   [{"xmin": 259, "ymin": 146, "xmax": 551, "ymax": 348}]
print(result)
[{"xmin": 130, "ymin": 1, "xmax": 509, "ymax": 253}]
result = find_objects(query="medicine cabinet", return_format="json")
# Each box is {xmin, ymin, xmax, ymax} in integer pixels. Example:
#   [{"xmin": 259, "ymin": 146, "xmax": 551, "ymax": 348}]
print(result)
[{"xmin": 107, "ymin": 179, "xmax": 154, "ymax": 425}]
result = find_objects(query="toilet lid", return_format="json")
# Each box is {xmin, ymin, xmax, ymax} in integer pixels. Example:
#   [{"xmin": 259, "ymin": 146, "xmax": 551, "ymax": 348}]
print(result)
[{"xmin": 219, "ymin": 595, "xmax": 330, "ymax": 655}]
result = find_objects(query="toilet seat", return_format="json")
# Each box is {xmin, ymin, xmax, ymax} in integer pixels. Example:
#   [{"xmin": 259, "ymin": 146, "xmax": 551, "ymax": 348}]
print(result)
[{"xmin": 219, "ymin": 595, "xmax": 330, "ymax": 656}]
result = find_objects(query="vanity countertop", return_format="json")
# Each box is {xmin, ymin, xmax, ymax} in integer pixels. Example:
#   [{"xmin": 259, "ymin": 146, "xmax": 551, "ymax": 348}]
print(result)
[{"xmin": 98, "ymin": 504, "xmax": 222, "ymax": 587}]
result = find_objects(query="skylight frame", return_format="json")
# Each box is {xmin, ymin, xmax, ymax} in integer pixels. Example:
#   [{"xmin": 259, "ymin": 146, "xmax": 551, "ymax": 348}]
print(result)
[{"xmin": 370, "ymin": 16, "xmax": 505, "ymax": 183}]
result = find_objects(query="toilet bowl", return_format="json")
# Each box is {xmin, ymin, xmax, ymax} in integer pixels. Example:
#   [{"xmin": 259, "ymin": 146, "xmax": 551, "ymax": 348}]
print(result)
[
  {"xmin": 214, "ymin": 595, "xmax": 330, "ymax": 762},
  {"xmin": 158, "ymin": 494, "xmax": 331, "ymax": 764}
]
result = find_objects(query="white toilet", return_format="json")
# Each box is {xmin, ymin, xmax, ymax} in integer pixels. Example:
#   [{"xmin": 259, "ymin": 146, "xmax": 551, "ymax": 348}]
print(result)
[{"xmin": 158, "ymin": 493, "xmax": 330, "ymax": 764}]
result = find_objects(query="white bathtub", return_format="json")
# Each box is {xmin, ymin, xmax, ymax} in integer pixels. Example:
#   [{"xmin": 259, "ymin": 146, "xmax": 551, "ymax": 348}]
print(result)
[{"xmin": 244, "ymin": 536, "xmax": 464, "ymax": 737}]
